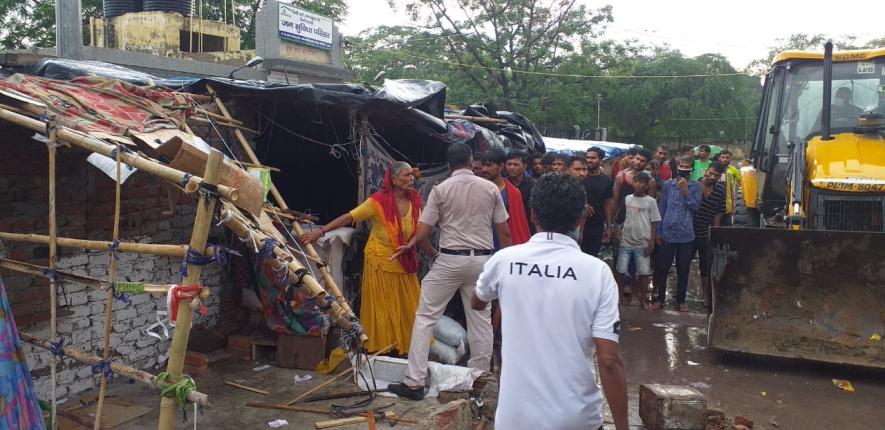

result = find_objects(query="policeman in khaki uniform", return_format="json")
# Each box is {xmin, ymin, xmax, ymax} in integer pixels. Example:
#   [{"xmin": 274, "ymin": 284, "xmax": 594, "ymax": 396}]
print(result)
[{"xmin": 388, "ymin": 143, "xmax": 511, "ymax": 401}]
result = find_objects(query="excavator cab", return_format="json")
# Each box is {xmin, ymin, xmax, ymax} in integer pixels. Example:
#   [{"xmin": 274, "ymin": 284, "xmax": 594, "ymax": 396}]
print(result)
[{"xmin": 708, "ymin": 44, "xmax": 885, "ymax": 368}]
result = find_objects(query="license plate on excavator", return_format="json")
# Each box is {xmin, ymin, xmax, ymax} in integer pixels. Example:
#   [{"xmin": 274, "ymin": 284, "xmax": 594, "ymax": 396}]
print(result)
[{"xmin": 708, "ymin": 227, "xmax": 885, "ymax": 368}]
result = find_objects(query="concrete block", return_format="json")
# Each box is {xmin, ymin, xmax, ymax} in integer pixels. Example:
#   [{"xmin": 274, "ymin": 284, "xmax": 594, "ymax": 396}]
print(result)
[
  {"xmin": 67, "ymin": 378, "xmax": 94, "ymax": 396},
  {"xmin": 639, "ymin": 384, "xmax": 708, "ymax": 430},
  {"xmin": 113, "ymin": 322, "xmax": 131, "ymax": 333},
  {"xmin": 115, "ymin": 308, "xmax": 138, "ymax": 321}
]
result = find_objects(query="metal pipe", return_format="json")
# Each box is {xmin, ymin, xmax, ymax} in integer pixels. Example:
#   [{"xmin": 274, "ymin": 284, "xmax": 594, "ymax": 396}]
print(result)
[{"xmin": 821, "ymin": 41, "xmax": 834, "ymax": 141}]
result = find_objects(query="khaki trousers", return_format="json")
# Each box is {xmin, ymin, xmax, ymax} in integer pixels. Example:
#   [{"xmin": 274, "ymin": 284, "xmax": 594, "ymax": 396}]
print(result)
[{"xmin": 403, "ymin": 253, "xmax": 492, "ymax": 388}]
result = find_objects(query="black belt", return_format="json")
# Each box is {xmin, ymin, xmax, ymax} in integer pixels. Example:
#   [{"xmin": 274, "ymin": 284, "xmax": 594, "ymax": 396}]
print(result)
[{"xmin": 440, "ymin": 248, "xmax": 493, "ymax": 256}]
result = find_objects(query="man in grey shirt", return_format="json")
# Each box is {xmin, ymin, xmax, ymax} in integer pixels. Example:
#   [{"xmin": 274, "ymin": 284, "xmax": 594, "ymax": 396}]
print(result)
[{"xmin": 388, "ymin": 143, "xmax": 511, "ymax": 400}]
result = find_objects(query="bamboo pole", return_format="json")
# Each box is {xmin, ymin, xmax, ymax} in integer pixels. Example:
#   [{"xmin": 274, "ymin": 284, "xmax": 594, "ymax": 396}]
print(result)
[
  {"xmin": 0, "ymin": 258, "xmax": 173, "ymax": 293},
  {"xmin": 205, "ymin": 85, "xmax": 359, "ymax": 335},
  {"xmin": 93, "ymin": 145, "xmax": 123, "ymax": 429},
  {"xmin": 157, "ymin": 149, "xmax": 223, "ymax": 430},
  {"xmin": 0, "ymin": 107, "xmax": 240, "ymax": 203},
  {"xmin": 0, "ymin": 232, "xmax": 210, "ymax": 259},
  {"xmin": 47, "ymin": 120, "xmax": 59, "ymax": 430},
  {"xmin": 218, "ymin": 202, "xmax": 351, "ymax": 327},
  {"xmin": 189, "ymin": 115, "xmax": 259, "ymax": 134},
  {"xmin": 224, "ymin": 381, "xmax": 270, "ymax": 395},
  {"xmin": 20, "ymin": 332, "xmax": 208, "ymax": 406},
  {"xmin": 443, "ymin": 114, "xmax": 508, "ymax": 124}
]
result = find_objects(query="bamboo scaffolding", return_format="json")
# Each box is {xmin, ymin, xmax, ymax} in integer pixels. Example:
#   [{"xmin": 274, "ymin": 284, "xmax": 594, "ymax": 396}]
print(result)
[
  {"xmin": 157, "ymin": 149, "xmax": 223, "ymax": 430},
  {"xmin": 218, "ymin": 202, "xmax": 352, "ymax": 328},
  {"xmin": 20, "ymin": 332, "xmax": 208, "ymax": 406},
  {"xmin": 93, "ymin": 146, "xmax": 123, "ymax": 429},
  {"xmin": 0, "ymin": 106, "xmax": 240, "ymax": 203},
  {"xmin": 0, "ymin": 232, "xmax": 211, "ymax": 259},
  {"xmin": 47, "ymin": 120, "xmax": 59, "ymax": 430},
  {"xmin": 205, "ymin": 85, "xmax": 362, "ymax": 342},
  {"xmin": 0, "ymin": 258, "xmax": 173, "ymax": 293}
]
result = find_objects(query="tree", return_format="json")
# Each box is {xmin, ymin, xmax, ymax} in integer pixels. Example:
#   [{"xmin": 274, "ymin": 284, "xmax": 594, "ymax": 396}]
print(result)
[{"xmin": 387, "ymin": 0, "xmax": 612, "ymax": 111}]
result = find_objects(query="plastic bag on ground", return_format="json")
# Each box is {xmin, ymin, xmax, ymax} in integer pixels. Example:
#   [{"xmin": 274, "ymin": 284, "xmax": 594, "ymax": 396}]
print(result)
[
  {"xmin": 430, "ymin": 338, "xmax": 465, "ymax": 365},
  {"xmin": 434, "ymin": 316, "xmax": 468, "ymax": 349}
]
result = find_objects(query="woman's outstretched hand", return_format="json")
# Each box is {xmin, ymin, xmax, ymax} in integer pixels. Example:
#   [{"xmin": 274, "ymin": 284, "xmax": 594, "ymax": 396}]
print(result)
[{"xmin": 299, "ymin": 230, "xmax": 324, "ymax": 245}]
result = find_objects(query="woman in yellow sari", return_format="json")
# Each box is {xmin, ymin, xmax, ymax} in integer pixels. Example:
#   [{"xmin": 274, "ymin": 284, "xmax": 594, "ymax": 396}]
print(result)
[{"xmin": 300, "ymin": 161, "xmax": 422, "ymax": 354}]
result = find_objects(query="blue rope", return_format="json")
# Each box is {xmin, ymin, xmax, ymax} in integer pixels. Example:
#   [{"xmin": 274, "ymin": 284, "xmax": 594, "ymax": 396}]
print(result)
[
  {"xmin": 113, "ymin": 291, "xmax": 130, "ymax": 305},
  {"xmin": 109, "ymin": 239, "xmax": 121, "ymax": 261},
  {"xmin": 181, "ymin": 173, "xmax": 192, "ymax": 188},
  {"xmin": 258, "ymin": 239, "xmax": 277, "ymax": 262},
  {"xmin": 92, "ymin": 360, "xmax": 114, "ymax": 380},
  {"xmin": 43, "ymin": 268, "xmax": 60, "ymax": 282},
  {"xmin": 179, "ymin": 246, "xmax": 241, "ymax": 278},
  {"xmin": 49, "ymin": 337, "xmax": 66, "ymax": 358}
]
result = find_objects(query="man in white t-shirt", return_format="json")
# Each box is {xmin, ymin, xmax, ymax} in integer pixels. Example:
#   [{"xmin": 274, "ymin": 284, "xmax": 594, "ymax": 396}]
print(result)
[{"xmin": 472, "ymin": 173, "xmax": 629, "ymax": 430}]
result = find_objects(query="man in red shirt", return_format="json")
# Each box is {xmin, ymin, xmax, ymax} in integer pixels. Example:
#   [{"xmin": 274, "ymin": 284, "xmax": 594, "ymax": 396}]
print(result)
[{"xmin": 655, "ymin": 144, "xmax": 672, "ymax": 181}]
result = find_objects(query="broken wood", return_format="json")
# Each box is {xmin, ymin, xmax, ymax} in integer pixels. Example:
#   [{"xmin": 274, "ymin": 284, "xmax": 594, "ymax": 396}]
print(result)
[
  {"xmin": 315, "ymin": 413, "xmax": 418, "ymax": 429},
  {"xmin": 189, "ymin": 115, "xmax": 259, "ymax": 134},
  {"xmin": 315, "ymin": 416, "xmax": 368, "ymax": 429},
  {"xmin": 239, "ymin": 161, "xmax": 281, "ymax": 172},
  {"xmin": 444, "ymin": 114, "xmax": 508, "ymax": 124},
  {"xmin": 225, "ymin": 381, "xmax": 270, "ymax": 395},
  {"xmin": 20, "ymin": 332, "xmax": 208, "ymax": 406},
  {"xmin": 283, "ymin": 343, "xmax": 395, "ymax": 406},
  {"xmin": 0, "ymin": 232, "xmax": 206, "ymax": 258},
  {"xmin": 158, "ymin": 149, "xmax": 224, "ymax": 430},
  {"xmin": 0, "ymin": 106, "xmax": 240, "ymax": 203}
]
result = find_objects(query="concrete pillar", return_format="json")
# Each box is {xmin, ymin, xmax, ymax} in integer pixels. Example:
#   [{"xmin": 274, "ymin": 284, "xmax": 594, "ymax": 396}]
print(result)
[{"xmin": 56, "ymin": 0, "xmax": 84, "ymax": 59}]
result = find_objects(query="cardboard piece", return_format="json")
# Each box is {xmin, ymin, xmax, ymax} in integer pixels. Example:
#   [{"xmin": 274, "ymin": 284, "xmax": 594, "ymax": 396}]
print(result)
[
  {"xmin": 164, "ymin": 139, "xmax": 265, "ymax": 218},
  {"xmin": 58, "ymin": 398, "xmax": 152, "ymax": 429}
]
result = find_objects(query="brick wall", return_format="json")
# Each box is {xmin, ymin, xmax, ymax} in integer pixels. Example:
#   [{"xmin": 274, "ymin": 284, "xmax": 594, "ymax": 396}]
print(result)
[{"xmin": 0, "ymin": 122, "xmax": 238, "ymax": 400}]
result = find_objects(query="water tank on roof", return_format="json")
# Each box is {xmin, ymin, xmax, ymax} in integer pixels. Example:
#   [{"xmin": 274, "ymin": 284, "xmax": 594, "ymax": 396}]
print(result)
[
  {"xmin": 144, "ymin": 0, "xmax": 194, "ymax": 16},
  {"xmin": 103, "ymin": 0, "xmax": 136, "ymax": 18}
]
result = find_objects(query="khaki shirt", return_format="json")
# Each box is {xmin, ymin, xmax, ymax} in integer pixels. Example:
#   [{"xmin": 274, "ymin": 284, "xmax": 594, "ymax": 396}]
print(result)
[{"xmin": 420, "ymin": 169, "xmax": 509, "ymax": 250}]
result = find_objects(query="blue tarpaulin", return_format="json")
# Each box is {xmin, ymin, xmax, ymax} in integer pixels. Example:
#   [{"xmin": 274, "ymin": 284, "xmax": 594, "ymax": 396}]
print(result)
[{"xmin": 542, "ymin": 136, "xmax": 637, "ymax": 160}]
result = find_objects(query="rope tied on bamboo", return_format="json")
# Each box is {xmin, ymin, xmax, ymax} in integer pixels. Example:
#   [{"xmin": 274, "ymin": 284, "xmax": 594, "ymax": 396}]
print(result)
[
  {"xmin": 108, "ymin": 239, "xmax": 121, "ymax": 260},
  {"xmin": 43, "ymin": 267, "xmax": 68, "ymax": 306},
  {"xmin": 113, "ymin": 281, "xmax": 145, "ymax": 294},
  {"xmin": 169, "ymin": 284, "xmax": 207, "ymax": 322},
  {"xmin": 178, "ymin": 245, "xmax": 241, "ymax": 278},
  {"xmin": 109, "ymin": 146, "xmax": 136, "ymax": 171},
  {"xmin": 91, "ymin": 360, "xmax": 114, "ymax": 381},
  {"xmin": 154, "ymin": 372, "xmax": 198, "ymax": 406},
  {"xmin": 180, "ymin": 173, "xmax": 192, "ymax": 188},
  {"xmin": 49, "ymin": 337, "xmax": 66, "ymax": 358}
]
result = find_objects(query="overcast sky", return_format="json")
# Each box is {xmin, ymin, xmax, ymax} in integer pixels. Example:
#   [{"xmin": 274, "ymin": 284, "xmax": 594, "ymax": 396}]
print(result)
[{"xmin": 340, "ymin": 0, "xmax": 885, "ymax": 69}]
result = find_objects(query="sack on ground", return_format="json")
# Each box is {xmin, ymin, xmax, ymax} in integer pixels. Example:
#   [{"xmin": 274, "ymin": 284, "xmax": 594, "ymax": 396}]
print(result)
[
  {"xmin": 430, "ymin": 338, "xmax": 466, "ymax": 365},
  {"xmin": 434, "ymin": 316, "xmax": 468, "ymax": 349}
]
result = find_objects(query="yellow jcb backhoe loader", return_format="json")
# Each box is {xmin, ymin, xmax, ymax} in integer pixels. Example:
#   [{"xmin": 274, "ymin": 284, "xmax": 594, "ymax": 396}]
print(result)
[{"xmin": 709, "ymin": 43, "xmax": 885, "ymax": 368}]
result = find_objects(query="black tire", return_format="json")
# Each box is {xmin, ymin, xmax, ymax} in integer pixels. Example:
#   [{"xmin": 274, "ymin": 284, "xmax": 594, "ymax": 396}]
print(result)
[{"xmin": 732, "ymin": 188, "xmax": 759, "ymax": 227}]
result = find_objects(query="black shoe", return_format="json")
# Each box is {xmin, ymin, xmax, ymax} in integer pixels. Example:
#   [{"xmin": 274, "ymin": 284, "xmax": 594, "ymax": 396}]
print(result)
[{"xmin": 387, "ymin": 383, "xmax": 425, "ymax": 401}]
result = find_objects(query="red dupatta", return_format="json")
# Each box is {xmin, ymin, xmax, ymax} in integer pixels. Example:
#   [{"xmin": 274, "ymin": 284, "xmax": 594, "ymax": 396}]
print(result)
[
  {"xmin": 368, "ymin": 166, "xmax": 423, "ymax": 273},
  {"xmin": 503, "ymin": 180, "xmax": 532, "ymax": 245}
]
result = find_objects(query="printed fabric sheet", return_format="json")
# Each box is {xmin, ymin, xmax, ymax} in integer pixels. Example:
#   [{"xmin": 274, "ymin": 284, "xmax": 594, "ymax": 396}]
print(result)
[
  {"xmin": 0, "ymin": 275, "xmax": 45, "ymax": 429},
  {"xmin": 0, "ymin": 74, "xmax": 192, "ymax": 136}
]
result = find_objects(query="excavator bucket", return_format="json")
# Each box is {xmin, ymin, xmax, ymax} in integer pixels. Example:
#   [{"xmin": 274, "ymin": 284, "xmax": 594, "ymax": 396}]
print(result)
[{"xmin": 708, "ymin": 227, "xmax": 885, "ymax": 368}]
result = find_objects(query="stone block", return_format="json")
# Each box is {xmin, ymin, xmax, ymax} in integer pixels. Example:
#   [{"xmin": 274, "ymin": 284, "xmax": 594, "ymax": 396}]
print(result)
[
  {"xmin": 438, "ymin": 391, "xmax": 470, "ymax": 404},
  {"xmin": 416, "ymin": 399, "xmax": 472, "ymax": 430},
  {"xmin": 115, "ymin": 308, "xmax": 138, "ymax": 321},
  {"xmin": 639, "ymin": 384, "xmax": 708, "ymax": 430}
]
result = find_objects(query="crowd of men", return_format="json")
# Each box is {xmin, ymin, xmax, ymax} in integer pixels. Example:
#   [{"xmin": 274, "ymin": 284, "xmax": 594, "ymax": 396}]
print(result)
[
  {"xmin": 385, "ymin": 142, "xmax": 741, "ymax": 429},
  {"xmin": 475, "ymin": 143, "xmax": 741, "ymax": 312}
]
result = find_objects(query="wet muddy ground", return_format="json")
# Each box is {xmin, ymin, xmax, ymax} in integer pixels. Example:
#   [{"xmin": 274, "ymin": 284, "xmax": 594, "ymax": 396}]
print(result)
[{"xmin": 615, "ymin": 306, "xmax": 885, "ymax": 429}]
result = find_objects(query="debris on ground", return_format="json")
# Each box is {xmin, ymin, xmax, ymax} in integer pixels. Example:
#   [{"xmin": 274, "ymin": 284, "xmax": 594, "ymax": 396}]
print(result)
[
  {"xmin": 253, "ymin": 364, "xmax": 271, "ymax": 372},
  {"xmin": 832, "ymin": 379, "xmax": 855, "ymax": 392},
  {"xmin": 267, "ymin": 418, "xmax": 288, "ymax": 427},
  {"xmin": 293, "ymin": 374, "xmax": 312, "ymax": 384},
  {"xmin": 870, "ymin": 334, "xmax": 881, "ymax": 342},
  {"xmin": 734, "ymin": 415, "xmax": 754, "ymax": 428}
]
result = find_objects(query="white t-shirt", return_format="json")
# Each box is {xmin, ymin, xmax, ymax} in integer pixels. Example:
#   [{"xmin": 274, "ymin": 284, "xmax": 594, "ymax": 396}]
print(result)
[
  {"xmin": 621, "ymin": 194, "xmax": 662, "ymax": 248},
  {"xmin": 475, "ymin": 232, "xmax": 620, "ymax": 430}
]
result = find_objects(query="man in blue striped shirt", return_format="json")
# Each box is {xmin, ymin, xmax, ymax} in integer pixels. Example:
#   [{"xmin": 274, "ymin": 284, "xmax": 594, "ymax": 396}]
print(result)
[{"xmin": 652, "ymin": 155, "xmax": 702, "ymax": 312}]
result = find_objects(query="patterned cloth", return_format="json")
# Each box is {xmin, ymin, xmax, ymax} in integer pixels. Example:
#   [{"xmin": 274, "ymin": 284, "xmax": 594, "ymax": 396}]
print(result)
[
  {"xmin": 0, "ymin": 74, "xmax": 191, "ymax": 135},
  {"xmin": 0, "ymin": 275, "xmax": 45, "ymax": 429}
]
